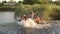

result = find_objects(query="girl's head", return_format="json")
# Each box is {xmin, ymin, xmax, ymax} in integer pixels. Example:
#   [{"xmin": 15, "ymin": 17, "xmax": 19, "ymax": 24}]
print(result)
[{"xmin": 30, "ymin": 11, "xmax": 35, "ymax": 16}]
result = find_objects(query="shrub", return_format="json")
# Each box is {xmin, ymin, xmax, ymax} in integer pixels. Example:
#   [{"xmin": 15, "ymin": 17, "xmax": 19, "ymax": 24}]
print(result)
[{"xmin": 42, "ymin": 4, "xmax": 60, "ymax": 20}]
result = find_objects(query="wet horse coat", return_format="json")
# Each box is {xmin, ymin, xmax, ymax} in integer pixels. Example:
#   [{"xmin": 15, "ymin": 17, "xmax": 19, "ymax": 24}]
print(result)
[{"xmin": 17, "ymin": 17, "xmax": 37, "ymax": 27}]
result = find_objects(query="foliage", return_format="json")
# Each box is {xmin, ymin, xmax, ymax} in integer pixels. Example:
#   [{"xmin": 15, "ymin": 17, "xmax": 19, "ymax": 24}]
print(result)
[
  {"xmin": 42, "ymin": 4, "xmax": 60, "ymax": 20},
  {"xmin": 23, "ymin": 0, "xmax": 43, "ymax": 5},
  {"xmin": 15, "ymin": 4, "xmax": 32, "ymax": 16},
  {"xmin": 49, "ymin": 6, "xmax": 60, "ymax": 20},
  {"xmin": 15, "ymin": 4, "xmax": 43, "ymax": 16},
  {"xmin": 0, "ymin": 0, "xmax": 60, "ymax": 20},
  {"xmin": 23, "ymin": 0, "xmax": 52, "ymax": 5}
]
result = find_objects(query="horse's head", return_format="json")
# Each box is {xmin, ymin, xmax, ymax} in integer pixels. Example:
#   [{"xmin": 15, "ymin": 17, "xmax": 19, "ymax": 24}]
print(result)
[{"xmin": 33, "ymin": 16, "xmax": 40, "ymax": 24}]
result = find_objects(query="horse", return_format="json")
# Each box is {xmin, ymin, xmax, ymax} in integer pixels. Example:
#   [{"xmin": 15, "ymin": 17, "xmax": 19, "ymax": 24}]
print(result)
[
  {"xmin": 17, "ymin": 15, "xmax": 50, "ymax": 29},
  {"xmin": 17, "ymin": 15, "xmax": 37, "ymax": 27}
]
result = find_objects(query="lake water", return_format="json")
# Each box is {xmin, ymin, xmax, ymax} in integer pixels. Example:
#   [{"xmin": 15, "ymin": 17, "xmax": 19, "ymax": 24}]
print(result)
[
  {"xmin": 0, "ymin": 12, "xmax": 15, "ymax": 25},
  {"xmin": 0, "ymin": 12, "xmax": 60, "ymax": 34}
]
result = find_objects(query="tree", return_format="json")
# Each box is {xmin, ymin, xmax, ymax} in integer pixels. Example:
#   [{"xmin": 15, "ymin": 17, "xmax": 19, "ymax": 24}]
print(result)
[
  {"xmin": 10, "ymin": 0, "xmax": 14, "ymax": 2},
  {"xmin": 50, "ymin": 9, "xmax": 60, "ymax": 20},
  {"xmin": 23, "ymin": 0, "xmax": 51, "ymax": 5},
  {"xmin": 23, "ymin": 0, "xmax": 44, "ymax": 5},
  {"xmin": 2, "ymin": 1, "xmax": 6, "ymax": 3},
  {"xmin": 23, "ymin": 0, "xmax": 34, "ymax": 5}
]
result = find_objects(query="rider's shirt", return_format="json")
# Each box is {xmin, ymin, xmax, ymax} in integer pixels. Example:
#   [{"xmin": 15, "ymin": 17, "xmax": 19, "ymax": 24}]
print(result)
[{"xmin": 29, "ymin": 16, "xmax": 34, "ymax": 19}]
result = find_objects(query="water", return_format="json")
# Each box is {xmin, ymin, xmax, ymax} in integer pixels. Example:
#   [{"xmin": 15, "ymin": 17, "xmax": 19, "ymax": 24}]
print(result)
[
  {"xmin": 0, "ymin": 12, "xmax": 15, "ymax": 25},
  {"xmin": 0, "ymin": 22, "xmax": 60, "ymax": 34},
  {"xmin": 0, "ymin": 12, "xmax": 60, "ymax": 34}
]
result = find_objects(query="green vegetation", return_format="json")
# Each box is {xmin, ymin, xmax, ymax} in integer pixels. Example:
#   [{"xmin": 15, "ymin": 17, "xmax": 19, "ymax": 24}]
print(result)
[
  {"xmin": 42, "ymin": 4, "xmax": 60, "ymax": 20},
  {"xmin": 0, "ymin": 0, "xmax": 60, "ymax": 20}
]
